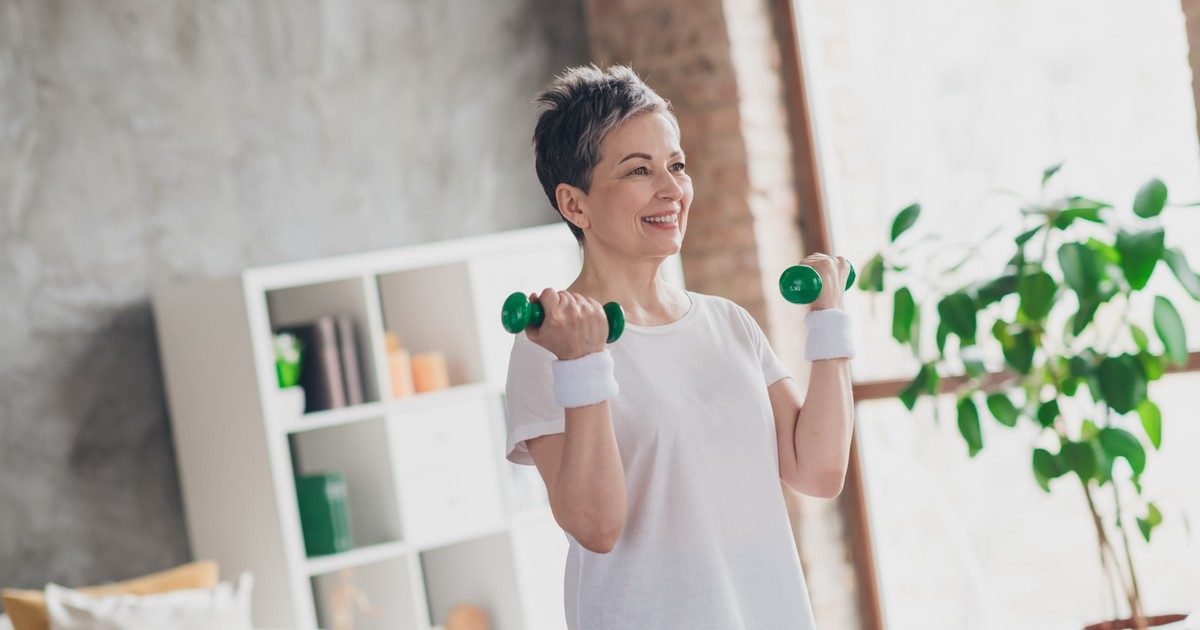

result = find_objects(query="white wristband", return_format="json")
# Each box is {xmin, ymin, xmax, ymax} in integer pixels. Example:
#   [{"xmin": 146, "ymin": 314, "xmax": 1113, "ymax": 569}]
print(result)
[
  {"xmin": 804, "ymin": 308, "xmax": 855, "ymax": 361},
  {"xmin": 551, "ymin": 348, "xmax": 619, "ymax": 408}
]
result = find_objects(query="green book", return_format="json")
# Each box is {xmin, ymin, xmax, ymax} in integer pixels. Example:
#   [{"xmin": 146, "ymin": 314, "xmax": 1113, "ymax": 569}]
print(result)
[{"xmin": 295, "ymin": 471, "xmax": 354, "ymax": 556}]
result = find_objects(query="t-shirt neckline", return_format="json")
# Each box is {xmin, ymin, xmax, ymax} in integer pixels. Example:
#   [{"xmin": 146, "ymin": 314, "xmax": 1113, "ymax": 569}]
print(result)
[{"xmin": 623, "ymin": 290, "xmax": 699, "ymax": 335}]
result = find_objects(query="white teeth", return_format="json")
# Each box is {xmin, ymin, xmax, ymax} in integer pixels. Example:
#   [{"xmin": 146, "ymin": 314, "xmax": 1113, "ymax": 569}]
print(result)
[{"xmin": 643, "ymin": 215, "xmax": 677, "ymax": 223}]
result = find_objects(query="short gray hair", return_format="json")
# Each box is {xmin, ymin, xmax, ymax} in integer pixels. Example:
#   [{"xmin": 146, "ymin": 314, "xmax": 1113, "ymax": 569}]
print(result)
[{"xmin": 532, "ymin": 63, "xmax": 680, "ymax": 245}]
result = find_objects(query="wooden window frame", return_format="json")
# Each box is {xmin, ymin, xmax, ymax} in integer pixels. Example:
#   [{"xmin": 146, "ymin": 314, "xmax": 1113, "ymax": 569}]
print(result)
[{"xmin": 770, "ymin": 1, "xmax": 1200, "ymax": 627}]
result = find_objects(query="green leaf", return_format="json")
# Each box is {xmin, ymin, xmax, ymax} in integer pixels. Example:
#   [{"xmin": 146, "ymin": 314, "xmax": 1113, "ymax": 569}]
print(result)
[
  {"xmin": 1053, "ymin": 205, "xmax": 1107, "ymax": 229},
  {"xmin": 892, "ymin": 287, "xmax": 916, "ymax": 344},
  {"xmin": 1061, "ymin": 440, "xmax": 1098, "ymax": 482},
  {"xmin": 1097, "ymin": 354, "xmax": 1147, "ymax": 414},
  {"xmin": 1058, "ymin": 242, "xmax": 1104, "ymax": 299},
  {"xmin": 957, "ymin": 396, "xmax": 983, "ymax": 457},
  {"xmin": 1153, "ymin": 295, "xmax": 1189, "ymax": 367},
  {"xmin": 1068, "ymin": 348, "xmax": 1100, "ymax": 377},
  {"xmin": 1129, "ymin": 324, "xmax": 1149, "ymax": 353},
  {"xmin": 1085, "ymin": 237, "xmax": 1122, "ymax": 265},
  {"xmin": 1115, "ymin": 227, "xmax": 1165, "ymax": 290},
  {"xmin": 963, "ymin": 355, "xmax": 986, "ymax": 378},
  {"xmin": 1136, "ymin": 399, "xmax": 1162, "ymax": 450},
  {"xmin": 898, "ymin": 363, "xmax": 938, "ymax": 411},
  {"xmin": 890, "ymin": 203, "xmax": 922, "ymax": 242},
  {"xmin": 1133, "ymin": 178, "xmax": 1168, "ymax": 218},
  {"xmin": 1135, "ymin": 350, "xmax": 1164, "ymax": 382},
  {"xmin": 1163, "ymin": 247, "xmax": 1200, "ymax": 301},
  {"xmin": 1080, "ymin": 418, "xmax": 1100, "ymax": 440},
  {"xmin": 1071, "ymin": 294, "xmax": 1103, "ymax": 337},
  {"xmin": 1041, "ymin": 162, "xmax": 1063, "ymax": 187},
  {"xmin": 936, "ymin": 320, "xmax": 950, "ymax": 357},
  {"xmin": 860, "ymin": 253, "xmax": 885, "ymax": 292},
  {"xmin": 1015, "ymin": 225, "xmax": 1042, "ymax": 247},
  {"xmin": 908, "ymin": 301, "xmax": 922, "ymax": 356},
  {"xmin": 1036, "ymin": 399, "xmax": 1060, "ymax": 428},
  {"xmin": 973, "ymin": 274, "xmax": 1018, "ymax": 308},
  {"xmin": 1099, "ymin": 427, "xmax": 1146, "ymax": 476},
  {"xmin": 938, "ymin": 292, "xmax": 978, "ymax": 343},
  {"xmin": 1002, "ymin": 329, "xmax": 1036, "ymax": 374},
  {"xmin": 1032, "ymin": 447, "xmax": 1067, "ymax": 492},
  {"xmin": 986, "ymin": 392, "xmax": 1019, "ymax": 427},
  {"xmin": 992, "ymin": 320, "xmax": 1012, "ymax": 347},
  {"xmin": 1018, "ymin": 270, "xmax": 1057, "ymax": 321},
  {"xmin": 1137, "ymin": 502, "xmax": 1163, "ymax": 542},
  {"xmin": 1091, "ymin": 436, "xmax": 1115, "ymax": 485}
]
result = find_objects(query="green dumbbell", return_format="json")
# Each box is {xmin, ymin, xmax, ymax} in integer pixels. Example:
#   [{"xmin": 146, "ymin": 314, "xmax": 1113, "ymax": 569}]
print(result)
[
  {"xmin": 501, "ymin": 291, "xmax": 626, "ymax": 343},
  {"xmin": 778, "ymin": 262, "xmax": 856, "ymax": 305}
]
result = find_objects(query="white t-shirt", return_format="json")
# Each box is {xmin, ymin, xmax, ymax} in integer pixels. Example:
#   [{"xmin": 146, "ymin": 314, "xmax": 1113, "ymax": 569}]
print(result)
[{"xmin": 504, "ymin": 289, "xmax": 819, "ymax": 630}]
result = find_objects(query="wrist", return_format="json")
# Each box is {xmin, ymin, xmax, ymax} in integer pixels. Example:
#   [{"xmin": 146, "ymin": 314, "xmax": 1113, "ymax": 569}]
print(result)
[
  {"xmin": 551, "ymin": 348, "xmax": 619, "ymax": 408},
  {"xmin": 803, "ymin": 307, "xmax": 855, "ymax": 361}
]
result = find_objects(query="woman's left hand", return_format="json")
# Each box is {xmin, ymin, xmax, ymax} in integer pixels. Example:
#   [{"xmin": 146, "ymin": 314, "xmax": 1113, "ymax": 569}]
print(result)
[{"xmin": 799, "ymin": 253, "xmax": 850, "ymax": 311}]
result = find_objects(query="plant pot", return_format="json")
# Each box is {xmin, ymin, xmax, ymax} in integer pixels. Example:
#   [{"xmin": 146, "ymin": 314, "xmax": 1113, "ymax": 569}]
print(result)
[
  {"xmin": 276, "ymin": 385, "xmax": 306, "ymax": 421},
  {"xmin": 1083, "ymin": 612, "xmax": 1191, "ymax": 630}
]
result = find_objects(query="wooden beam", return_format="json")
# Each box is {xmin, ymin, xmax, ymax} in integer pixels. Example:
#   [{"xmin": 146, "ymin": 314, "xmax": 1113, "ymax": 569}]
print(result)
[
  {"xmin": 768, "ymin": 1, "xmax": 885, "ymax": 628},
  {"xmin": 852, "ymin": 351, "xmax": 1200, "ymax": 402}
]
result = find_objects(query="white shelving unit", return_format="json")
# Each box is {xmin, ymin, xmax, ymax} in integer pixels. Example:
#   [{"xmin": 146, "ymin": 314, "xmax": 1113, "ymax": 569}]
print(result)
[{"xmin": 150, "ymin": 223, "xmax": 685, "ymax": 630}]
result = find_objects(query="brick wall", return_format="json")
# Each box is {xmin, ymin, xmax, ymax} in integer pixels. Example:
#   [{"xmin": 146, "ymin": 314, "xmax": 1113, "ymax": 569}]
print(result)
[
  {"xmin": 582, "ymin": 0, "xmax": 862, "ymax": 627},
  {"xmin": 1184, "ymin": 0, "xmax": 1200, "ymax": 147}
]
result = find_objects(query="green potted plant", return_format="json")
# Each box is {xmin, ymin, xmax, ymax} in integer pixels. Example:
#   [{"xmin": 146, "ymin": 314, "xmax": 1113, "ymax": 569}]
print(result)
[
  {"xmin": 860, "ymin": 163, "xmax": 1198, "ymax": 629},
  {"xmin": 274, "ymin": 331, "xmax": 306, "ymax": 419}
]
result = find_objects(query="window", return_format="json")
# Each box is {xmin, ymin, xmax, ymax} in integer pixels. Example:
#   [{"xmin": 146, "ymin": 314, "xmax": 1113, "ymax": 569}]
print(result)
[{"xmin": 793, "ymin": 0, "xmax": 1200, "ymax": 626}]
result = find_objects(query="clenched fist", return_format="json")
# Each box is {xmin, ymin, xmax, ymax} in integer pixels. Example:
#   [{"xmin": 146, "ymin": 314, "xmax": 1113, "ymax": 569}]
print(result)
[
  {"xmin": 524, "ymin": 288, "xmax": 610, "ymax": 361},
  {"xmin": 799, "ymin": 253, "xmax": 850, "ymax": 311}
]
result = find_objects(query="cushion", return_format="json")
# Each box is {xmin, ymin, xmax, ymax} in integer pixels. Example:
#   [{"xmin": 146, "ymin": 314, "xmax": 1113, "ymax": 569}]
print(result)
[
  {"xmin": 43, "ymin": 571, "xmax": 252, "ymax": 630},
  {"xmin": 2, "ymin": 560, "xmax": 218, "ymax": 630}
]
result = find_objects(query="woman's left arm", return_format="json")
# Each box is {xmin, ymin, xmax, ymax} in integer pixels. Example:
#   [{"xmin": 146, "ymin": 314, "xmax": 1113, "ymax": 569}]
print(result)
[
  {"xmin": 768, "ymin": 357, "xmax": 854, "ymax": 498},
  {"xmin": 768, "ymin": 253, "xmax": 856, "ymax": 498}
]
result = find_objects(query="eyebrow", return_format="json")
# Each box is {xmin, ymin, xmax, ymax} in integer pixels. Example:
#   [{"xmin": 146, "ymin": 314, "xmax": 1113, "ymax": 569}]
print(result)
[{"xmin": 617, "ymin": 150, "xmax": 683, "ymax": 165}]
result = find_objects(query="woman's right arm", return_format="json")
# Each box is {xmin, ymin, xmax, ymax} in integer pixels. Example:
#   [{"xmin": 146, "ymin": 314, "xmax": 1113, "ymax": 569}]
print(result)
[
  {"xmin": 521, "ymin": 288, "xmax": 627, "ymax": 554},
  {"xmin": 526, "ymin": 401, "xmax": 626, "ymax": 554}
]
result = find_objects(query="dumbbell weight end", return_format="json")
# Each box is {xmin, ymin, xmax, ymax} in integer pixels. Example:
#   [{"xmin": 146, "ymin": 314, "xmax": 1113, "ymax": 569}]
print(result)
[
  {"xmin": 501, "ymin": 292, "xmax": 626, "ymax": 343},
  {"xmin": 778, "ymin": 262, "xmax": 856, "ymax": 305}
]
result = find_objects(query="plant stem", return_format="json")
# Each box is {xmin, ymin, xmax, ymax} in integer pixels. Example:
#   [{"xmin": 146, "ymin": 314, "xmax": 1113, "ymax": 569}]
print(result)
[
  {"xmin": 1081, "ymin": 477, "xmax": 1139, "ymax": 623},
  {"xmin": 1111, "ymin": 472, "xmax": 1148, "ymax": 628}
]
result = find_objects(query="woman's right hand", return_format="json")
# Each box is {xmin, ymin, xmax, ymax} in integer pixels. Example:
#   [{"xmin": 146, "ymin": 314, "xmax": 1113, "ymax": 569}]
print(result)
[{"xmin": 524, "ymin": 288, "xmax": 609, "ymax": 360}]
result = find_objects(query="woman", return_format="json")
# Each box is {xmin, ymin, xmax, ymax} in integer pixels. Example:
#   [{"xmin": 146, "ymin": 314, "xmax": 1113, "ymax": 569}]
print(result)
[{"xmin": 504, "ymin": 63, "xmax": 856, "ymax": 629}]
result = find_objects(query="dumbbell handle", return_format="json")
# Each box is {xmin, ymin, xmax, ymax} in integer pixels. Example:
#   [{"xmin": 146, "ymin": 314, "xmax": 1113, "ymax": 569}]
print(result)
[
  {"xmin": 501, "ymin": 292, "xmax": 626, "ymax": 343},
  {"xmin": 778, "ymin": 262, "xmax": 856, "ymax": 305}
]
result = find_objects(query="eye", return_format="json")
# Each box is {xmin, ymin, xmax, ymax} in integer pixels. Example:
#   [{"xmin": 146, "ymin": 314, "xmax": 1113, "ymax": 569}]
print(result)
[
  {"xmin": 671, "ymin": 161, "xmax": 686, "ymax": 172},
  {"xmin": 630, "ymin": 166, "xmax": 649, "ymax": 175}
]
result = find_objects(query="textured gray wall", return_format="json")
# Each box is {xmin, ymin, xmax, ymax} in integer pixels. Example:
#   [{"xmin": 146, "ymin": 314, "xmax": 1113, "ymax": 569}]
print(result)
[{"xmin": 0, "ymin": 0, "xmax": 587, "ymax": 593}]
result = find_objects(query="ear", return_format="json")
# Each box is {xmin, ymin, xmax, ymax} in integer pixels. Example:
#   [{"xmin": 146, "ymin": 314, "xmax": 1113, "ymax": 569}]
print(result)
[{"xmin": 555, "ymin": 183, "xmax": 591, "ymax": 231}]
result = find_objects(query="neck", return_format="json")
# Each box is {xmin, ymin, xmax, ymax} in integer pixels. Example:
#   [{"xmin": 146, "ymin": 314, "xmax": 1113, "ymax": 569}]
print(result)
[{"xmin": 567, "ymin": 242, "xmax": 688, "ymax": 326}]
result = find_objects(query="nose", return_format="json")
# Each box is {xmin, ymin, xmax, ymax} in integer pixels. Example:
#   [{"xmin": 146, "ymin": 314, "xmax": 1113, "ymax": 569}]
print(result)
[{"xmin": 656, "ymin": 169, "xmax": 684, "ymax": 201}]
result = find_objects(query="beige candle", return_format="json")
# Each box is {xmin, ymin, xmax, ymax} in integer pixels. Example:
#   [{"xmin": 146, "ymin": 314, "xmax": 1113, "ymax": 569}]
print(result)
[
  {"xmin": 385, "ymin": 331, "xmax": 415, "ymax": 399},
  {"xmin": 411, "ymin": 351, "xmax": 449, "ymax": 393}
]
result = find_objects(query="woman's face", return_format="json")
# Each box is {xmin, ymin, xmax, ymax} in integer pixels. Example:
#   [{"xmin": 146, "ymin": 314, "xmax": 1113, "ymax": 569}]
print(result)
[{"xmin": 567, "ymin": 111, "xmax": 693, "ymax": 259}]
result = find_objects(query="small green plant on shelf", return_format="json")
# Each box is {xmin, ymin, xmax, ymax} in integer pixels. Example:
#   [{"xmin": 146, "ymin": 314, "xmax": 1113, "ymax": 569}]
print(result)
[
  {"xmin": 859, "ymin": 163, "xmax": 1198, "ymax": 629},
  {"xmin": 274, "ymin": 332, "xmax": 305, "ymax": 389}
]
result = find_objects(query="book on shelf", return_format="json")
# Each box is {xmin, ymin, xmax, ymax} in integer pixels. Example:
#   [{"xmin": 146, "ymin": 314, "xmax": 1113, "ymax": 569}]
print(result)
[
  {"xmin": 276, "ymin": 315, "xmax": 365, "ymax": 413},
  {"xmin": 295, "ymin": 471, "xmax": 354, "ymax": 557},
  {"xmin": 335, "ymin": 315, "xmax": 365, "ymax": 406}
]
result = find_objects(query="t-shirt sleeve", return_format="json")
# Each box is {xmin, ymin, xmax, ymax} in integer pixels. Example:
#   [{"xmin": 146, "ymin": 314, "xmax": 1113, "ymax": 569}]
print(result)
[
  {"xmin": 734, "ymin": 303, "xmax": 792, "ymax": 388},
  {"xmin": 503, "ymin": 332, "xmax": 566, "ymax": 466}
]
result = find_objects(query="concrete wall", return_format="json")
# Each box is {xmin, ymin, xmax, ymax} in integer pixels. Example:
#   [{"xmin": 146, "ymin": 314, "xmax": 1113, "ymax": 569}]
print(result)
[{"xmin": 0, "ymin": 0, "xmax": 588, "ymax": 591}]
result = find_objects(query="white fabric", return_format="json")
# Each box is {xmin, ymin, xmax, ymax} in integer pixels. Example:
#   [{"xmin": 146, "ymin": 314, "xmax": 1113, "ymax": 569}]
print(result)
[
  {"xmin": 504, "ymin": 290, "xmax": 818, "ymax": 630},
  {"xmin": 551, "ymin": 348, "xmax": 619, "ymax": 408},
  {"xmin": 0, "ymin": 613, "xmax": 12, "ymax": 630},
  {"xmin": 803, "ymin": 307, "xmax": 855, "ymax": 361},
  {"xmin": 45, "ymin": 572, "xmax": 254, "ymax": 630}
]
